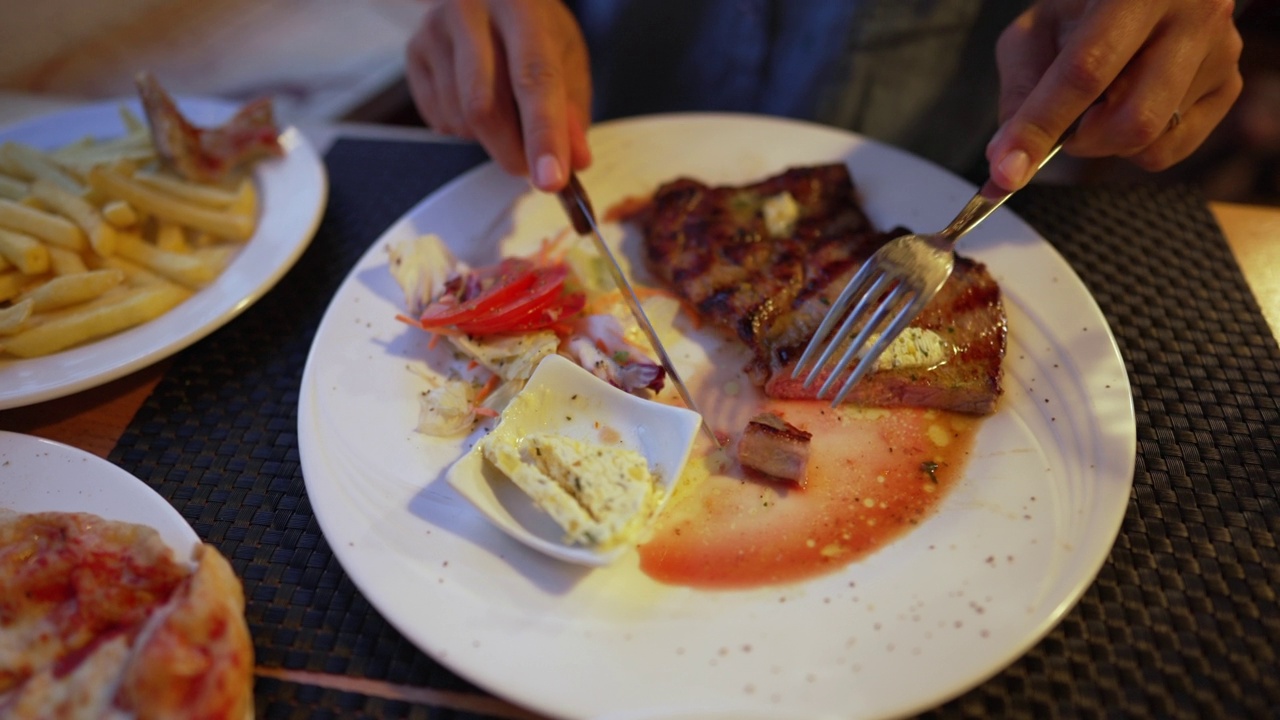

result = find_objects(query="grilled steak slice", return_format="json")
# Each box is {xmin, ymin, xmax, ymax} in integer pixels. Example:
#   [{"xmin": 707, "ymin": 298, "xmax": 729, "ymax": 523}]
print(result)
[{"xmin": 638, "ymin": 163, "xmax": 1006, "ymax": 415}]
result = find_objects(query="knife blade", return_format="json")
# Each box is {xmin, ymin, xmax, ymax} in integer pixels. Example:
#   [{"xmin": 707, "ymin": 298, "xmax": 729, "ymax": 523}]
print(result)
[{"xmin": 557, "ymin": 173, "xmax": 719, "ymax": 447}]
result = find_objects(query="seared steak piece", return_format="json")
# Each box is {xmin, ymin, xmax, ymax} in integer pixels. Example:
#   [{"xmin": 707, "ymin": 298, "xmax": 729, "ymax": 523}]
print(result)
[
  {"xmin": 638, "ymin": 163, "xmax": 1006, "ymax": 415},
  {"xmin": 738, "ymin": 413, "xmax": 812, "ymax": 487}
]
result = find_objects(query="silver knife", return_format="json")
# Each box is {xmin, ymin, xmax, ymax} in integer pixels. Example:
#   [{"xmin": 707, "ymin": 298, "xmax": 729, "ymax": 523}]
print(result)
[{"xmin": 557, "ymin": 173, "xmax": 719, "ymax": 447}]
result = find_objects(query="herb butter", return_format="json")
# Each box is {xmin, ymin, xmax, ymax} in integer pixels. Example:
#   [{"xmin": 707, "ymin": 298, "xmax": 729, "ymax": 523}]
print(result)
[{"xmin": 481, "ymin": 431, "xmax": 661, "ymax": 548}]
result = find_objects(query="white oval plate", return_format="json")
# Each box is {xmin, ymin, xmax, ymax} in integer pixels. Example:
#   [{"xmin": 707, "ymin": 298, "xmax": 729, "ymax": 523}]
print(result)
[
  {"xmin": 0, "ymin": 430, "xmax": 199, "ymax": 559},
  {"xmin": 298, "ymin": 114, "xmax": 1136, "ymax": 720},
  {"xmin": 0, "ymin": 97, "xmax": 328, "ymax": 409}
]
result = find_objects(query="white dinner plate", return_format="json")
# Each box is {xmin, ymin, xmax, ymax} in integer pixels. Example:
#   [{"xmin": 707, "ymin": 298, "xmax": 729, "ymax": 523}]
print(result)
[
  {"xmin": 0, "ymin": 97, "xmax": 328, "ymax": 409},
  {"xmin": 0, "ymin": 430, "xmax": 199, "ymax": 558},
  {"xmin": 298, "ymin": 114, "xmax": 1136, "ymax": 720}
]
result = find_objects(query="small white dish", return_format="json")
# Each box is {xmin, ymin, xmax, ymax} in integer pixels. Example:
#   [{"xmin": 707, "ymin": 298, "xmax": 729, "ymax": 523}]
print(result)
[{"xmin": 445, "ymin": 353, "xmax": 702, "ymax": 566}]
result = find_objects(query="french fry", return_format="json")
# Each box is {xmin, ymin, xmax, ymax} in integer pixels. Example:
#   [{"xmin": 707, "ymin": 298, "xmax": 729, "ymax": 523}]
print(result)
[
  {"xmin": 52, "ymin": 133, "xmax": 154, "ymax": 170},
  {"xmin": 0, "ymin": 174, "xmax": 28, "ymax": 201},
  {"xmin": 0, "ymin": 198, "xmax": 87, "ymax": 251},
  {"xmin": 0, "ymin": 152, "xmax": 21, "ymax": 178},
  {"xmin": 133, "ymin": 169, "xmax": 239, "ymax": 208},
  {"xmin": 87, "ymin": 166, "xmax": 255, "ymax": 241},
  {"xmin": 189, "ymin": 230, "xmax": 217, "ymax": 248},
  {"xmin": 0, "ymin": 227, "xmax": 51, "ymax": 274},
  {"xmin": 154, "ymin": 220, "xmax": 191, "ymax": 253},
  {"xmin": 0, "ymin": 298, "xmax": 33, "ymax": 334},
  {"xmin": 101, "ymin": 199, "xmax": 138, "ymax": 228},
  {"xmin": 114, "ymin": 231, "xmax": 233, "ymax": 288},
  {"xmin": 97, "ymin": 255, "xmax": 167, "ymax": 286},
  {"xmin": 119, "ymin": 105, "xmax": 146, "ymax": 134},
  {"xmin": 17, "ymin": 268, "xmax": 124, "ymax": 312},
  {"xmin": 30, "ymin": 178, "xmax": 116, "ymax": 256},
  {"xmin": 0, "ymin": 282, "xmax": 191, "ymax": 358},
  {"xmin": 0, "ymin": 142, "xmax": 86, "ymax": 195},
  {"xmin": 61, "ymin": 136, "xmax": 95, "ymax": 153},
  {"xmin": 229, "ymin": 177, "xmax": 257, "ymax": 222},
  {"xmin": 0, "ymin": 271, "xmax": 24, "ymax": 302},
  {"xmin": 47, "ymin": 245, "xmax": 88, "ymax": 275}
]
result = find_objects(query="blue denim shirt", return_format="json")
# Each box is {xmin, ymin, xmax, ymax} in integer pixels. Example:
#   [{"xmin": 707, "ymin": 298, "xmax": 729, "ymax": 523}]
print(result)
[{"xmin": 567, "ymin": 0, "xmax": 1030, "ymax": 178}]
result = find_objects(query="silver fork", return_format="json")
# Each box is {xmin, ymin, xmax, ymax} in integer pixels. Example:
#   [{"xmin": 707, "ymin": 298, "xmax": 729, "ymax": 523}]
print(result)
[{"xmin": 791, "ymin": 137, "xmax": 1070, "ymax": 407}]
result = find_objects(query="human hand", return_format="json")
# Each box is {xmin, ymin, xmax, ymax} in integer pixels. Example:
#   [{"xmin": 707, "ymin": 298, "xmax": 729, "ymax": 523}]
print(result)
[
  {"xmin": 987, "ymin": 0, "xmax": 1244, "ymax": 191},
  {"xmin": 406, "ymin": 0, "xmax": 593, "ymax": 191}
]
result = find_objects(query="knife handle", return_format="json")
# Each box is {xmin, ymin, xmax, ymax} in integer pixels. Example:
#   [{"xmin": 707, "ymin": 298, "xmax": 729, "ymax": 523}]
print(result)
[{"xmin": 556, "ymin": 173, "xmax": 595, "ymax": 235}]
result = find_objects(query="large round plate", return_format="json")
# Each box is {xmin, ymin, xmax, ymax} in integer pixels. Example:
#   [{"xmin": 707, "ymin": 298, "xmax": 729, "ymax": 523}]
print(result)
[
  {"xmin": 298, "ymin": 114, "xmax": 1135, "ymax": 719},
  {"xmin": 0, "ymin": 97, "xmax": 328, "ymax": 409},
  {"xmin": 0, "ymin": 430, "xmax": 199, "ymax": 557}
]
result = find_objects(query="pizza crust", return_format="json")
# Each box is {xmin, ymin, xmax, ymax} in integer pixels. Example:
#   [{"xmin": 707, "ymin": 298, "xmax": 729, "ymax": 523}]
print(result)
[{"xmin": 118, "ymin": 544, "xmax": 254, "ymax": 720}]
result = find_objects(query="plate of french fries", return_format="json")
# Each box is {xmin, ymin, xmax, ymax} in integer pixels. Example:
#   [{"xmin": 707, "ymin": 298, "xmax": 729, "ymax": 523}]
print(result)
[{"xmin": 0, "ymin": 96, "xmax": 327, "ymax": 409}]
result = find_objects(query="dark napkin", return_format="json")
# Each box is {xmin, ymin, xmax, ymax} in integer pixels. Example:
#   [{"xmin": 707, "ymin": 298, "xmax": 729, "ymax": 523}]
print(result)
[{"xmin": 111, "ymin": 139, "xmax": 1279, "ymax": 719}]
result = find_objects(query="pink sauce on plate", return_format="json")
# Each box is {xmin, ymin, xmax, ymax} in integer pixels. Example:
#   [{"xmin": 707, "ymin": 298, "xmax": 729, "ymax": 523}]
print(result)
[{"xmin": 638, "ymin": 399, "xmax": 981, "ymax": 589}]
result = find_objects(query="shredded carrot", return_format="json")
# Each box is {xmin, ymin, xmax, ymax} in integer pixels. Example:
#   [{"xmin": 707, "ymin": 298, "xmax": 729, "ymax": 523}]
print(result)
[
  {"xmin": 594, "ymin": 285, "xmax": 676, "ymax": 304},
  {"xmin": 534, "ymin": 228, "xmax": 573, "ymax": 264},
  {"xmin": 397, "ymin": 313, "xmax": 467, "ymax": 345},
  {"xmin": 474, "ymin": 406, "xmax": 500, "ymax": 418},
  {"xmin": 473, "ymin": 374, "xmax": 501, "ymax": 404},
  {"xmin": 550, "ymin": 320, "xmax": 577, "ymax": 337},
  {"xmin": 467, "ymin": 359, "xmax": 479, "ymax": 371}
]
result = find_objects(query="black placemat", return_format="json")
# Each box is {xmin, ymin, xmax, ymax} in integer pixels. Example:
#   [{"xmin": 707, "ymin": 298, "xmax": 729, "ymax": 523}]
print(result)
[{"xmin": 110, "ymin": 139, "xmax": 1279, "ymax": 719}]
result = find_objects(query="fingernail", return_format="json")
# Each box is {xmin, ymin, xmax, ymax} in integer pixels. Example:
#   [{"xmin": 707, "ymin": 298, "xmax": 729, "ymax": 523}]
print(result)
[
  {"xmin": 996, "ymin": 149, "xmax": 1031, "ymax": 189},
  {"xmin": 534, "ymin": 154, "xmax": 563, "ymax": 190}
]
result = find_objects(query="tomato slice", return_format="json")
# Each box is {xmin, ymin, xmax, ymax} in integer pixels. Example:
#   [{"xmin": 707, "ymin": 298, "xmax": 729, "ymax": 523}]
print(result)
[
  {"xmin": 412, "ymin": 258, "xmax": 585, "ymax": 336},
  {"xmin": 460, "ymin": 290, "xmax": 586, "ymax": 335},
  {"xmin": 451, "ymin": 265, "xmax": 567, "ymax": 328},
  {"xmin": 417, "ymin": 258, "xmax": 537, "ymax": 328}
]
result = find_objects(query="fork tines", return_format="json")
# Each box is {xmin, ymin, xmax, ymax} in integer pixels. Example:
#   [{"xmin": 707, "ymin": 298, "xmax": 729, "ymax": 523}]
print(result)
[{"xmin": 791, "ymin": 264, "xmax": 928, "ymax": 407}]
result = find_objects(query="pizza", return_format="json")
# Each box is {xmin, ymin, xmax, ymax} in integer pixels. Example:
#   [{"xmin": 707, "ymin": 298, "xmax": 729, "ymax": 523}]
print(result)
[{"xmin": 0, "ymin": 510, "xmax": 253, "ymax": 719}]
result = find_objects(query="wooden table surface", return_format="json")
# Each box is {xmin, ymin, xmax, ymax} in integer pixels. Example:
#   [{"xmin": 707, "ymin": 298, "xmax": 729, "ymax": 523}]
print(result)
[{"xmin": 1, "ymin": 200, "xmax": 1276, "ymax": 460}]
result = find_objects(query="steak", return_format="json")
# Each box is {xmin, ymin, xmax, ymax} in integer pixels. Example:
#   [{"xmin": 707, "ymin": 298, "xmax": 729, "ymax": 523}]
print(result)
[
  {"xmin": 637, "ymin": 163, "xmax": 1006, "ymax": 415},
  {"xmin": 738, "ymin": 413, "xmax": 813, "ymax": 487}
]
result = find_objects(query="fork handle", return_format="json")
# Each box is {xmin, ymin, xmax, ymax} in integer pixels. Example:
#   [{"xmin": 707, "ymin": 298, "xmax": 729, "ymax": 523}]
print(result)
[{"xmin": 938, "ymin": 133, "xmax": 1072, "ymax": 246}]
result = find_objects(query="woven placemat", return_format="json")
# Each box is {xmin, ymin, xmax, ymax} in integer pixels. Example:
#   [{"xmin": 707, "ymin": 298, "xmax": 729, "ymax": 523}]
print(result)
[{"xmin": 110, "ymin": 139, "xmax": 1279, "ymax": 719}]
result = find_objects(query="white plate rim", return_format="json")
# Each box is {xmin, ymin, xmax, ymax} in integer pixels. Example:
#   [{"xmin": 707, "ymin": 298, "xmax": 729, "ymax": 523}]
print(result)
[
  {"xmin": 0, "ymin": 97, "xmax": 329, "ymax": 409},
  {"xmin": 297, "ymin": 112, "xmax": 1137, "ymax": 720}
]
